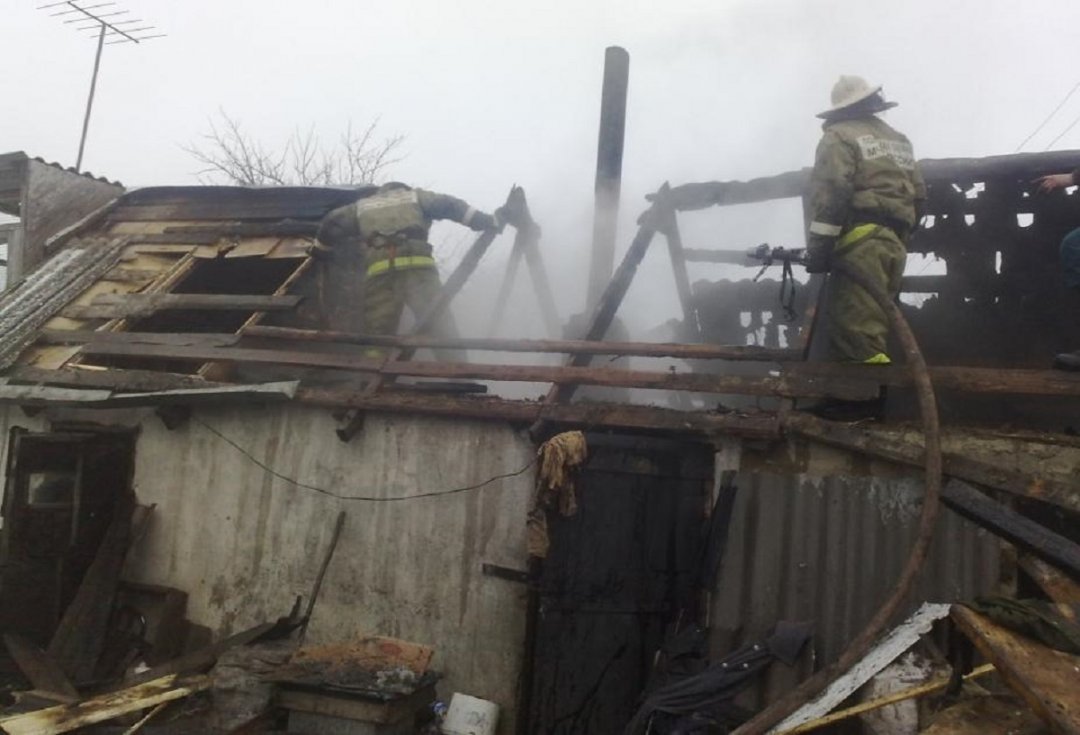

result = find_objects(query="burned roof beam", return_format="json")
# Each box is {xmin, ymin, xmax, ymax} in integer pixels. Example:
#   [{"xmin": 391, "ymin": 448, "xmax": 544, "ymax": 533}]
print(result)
[
  {"xmin": 240, "ymin": 325, "xmax": 802, "ymax": 362},
  {"xmin": 72, "ymin": 342, "xmax": 874, "ymax": 400},
  {"xmin": 294, "ymin": 387, "xmax": 781, "ymax": 438},
  {"xmin": 784, "ymin": 361, "xmax": 1080, "ymax": 397}
]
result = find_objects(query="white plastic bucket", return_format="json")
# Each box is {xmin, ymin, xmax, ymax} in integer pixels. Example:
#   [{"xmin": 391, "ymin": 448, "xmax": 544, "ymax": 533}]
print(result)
[{"xmin": 441, "ymin": 693, "xmax": 499, "ymax": 735}]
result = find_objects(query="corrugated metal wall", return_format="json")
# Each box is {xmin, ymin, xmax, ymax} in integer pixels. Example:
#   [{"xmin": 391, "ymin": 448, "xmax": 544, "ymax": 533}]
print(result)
[{"xmin": 710, "ymin": 470, "xmax": 1000, "ymax": 707}]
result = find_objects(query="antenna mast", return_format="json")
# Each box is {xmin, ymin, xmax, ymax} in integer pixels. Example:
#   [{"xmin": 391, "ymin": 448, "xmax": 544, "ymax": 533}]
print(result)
[{"xmin": 37, "ymin": 1, "xmax": 165, "ymax": 172}]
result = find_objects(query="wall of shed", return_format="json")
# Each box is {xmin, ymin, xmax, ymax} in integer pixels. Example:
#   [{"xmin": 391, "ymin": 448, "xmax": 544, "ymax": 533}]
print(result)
[
  {"xmin": 711, "ymin": 460, "xmax": 999, "ymax": 708},
  {"xmin": 0, "ymin": 404, "xmax": 533, "ymax": 729},
  {"xmin": 15, "ymin": 161, "xmax": 121, "ymax": 281}
]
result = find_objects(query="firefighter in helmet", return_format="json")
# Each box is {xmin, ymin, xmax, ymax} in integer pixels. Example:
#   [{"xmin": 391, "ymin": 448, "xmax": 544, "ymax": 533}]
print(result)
[
  {"xmin": 316, "ymin": 182, "xmax": 507, "ymax": 360},
  {"xmin": 806, "ymin": 75, "xmax": 927, "ymax": 365}
]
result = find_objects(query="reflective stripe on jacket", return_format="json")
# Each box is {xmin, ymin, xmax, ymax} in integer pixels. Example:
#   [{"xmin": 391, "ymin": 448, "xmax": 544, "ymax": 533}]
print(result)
[{"xmin": 366, "ymin": 255, "xmax": 437, "ymax": 277}]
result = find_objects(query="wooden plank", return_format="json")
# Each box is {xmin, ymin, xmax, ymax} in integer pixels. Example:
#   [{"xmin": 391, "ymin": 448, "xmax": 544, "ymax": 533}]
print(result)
[
  {"xmin": 778, "ymin": 664, "xmax": 996, "ymax": 734},
  {"xmin": 126, "ymin": 622, "xmax": 276, "ymax": 686},
  {"xmin": 1018, "ymin": 555, "xmax": 1080, "ymax": 607},
  {"xmin": 942, "ymin": 479, "xmax": 1080, "ymax": 579},
  {"xmin": 2, "ymin": 634, "xmax": 79, "ymax": 700},
  {"xmin": 76, "ymin": 342, "xmax": 873, "ymax": 400},
  {"xmin": 128, "ymin": 233, "xmax": 220, "ymax": 245},
  {"xmin": 100, "ymin": 268, "xmax": 162, "ymax": 284},
  {"xmin": 162, "ymin": 221, "xmax": 320, "ymax": 237},
  {"xmin": 128, "ymin": 244, "xmax": 197, "ymax": 255},
  {"xmin": 919, "ymin": 693, "xmax": 1048, "ymax": 735},
  {"xmin": 240, "ymin": 325, "xmax": 803, "ymax": 362},
  {"xmin": 39, "ymin": 330, "xmax": 239, "ymax": 348},
  {"xmin": 0, "ymin": 384, "xmax": 113, "ymax": 405},
  {"xmin": 0, "ymin": 674, "xmax": 211, "ymax": 735},
  {"xmin": 295, "ymin": 386, "xmax": 781, "ymax": 438},
  {"xmin": 786, "ymin": 413, "xmax": 1080, "ymax": 514},
  {"xmin": 8, "ymin": 366, "xmax": 226, "ymax": 392},
  {"xmin": 772, "ymin": 603, "xmax": 951, "ymax": 732},
  {"xmin": 786, "ymin": 362, "xmax": 1080, "ymax": 397},
  {"xmin": 60, "ymin": 293, "xmax": 303, "ymax": 320},
  {"xmin": 0, "ymin": 382, "xmax": 298, "ymax": 408},
  {"xmin": 105, "ymin": 381, "xmax": 299, "ymax": 407},
  {"xmin": 47, "ymin": 500, "xmax": 146, "ymax": 684},
  {"xmin": 277, "ymin": 684, "xmax": 435, "ymax": 725},
  {"xmin": 952, "ymin": 605, "xmax": 1080, "ymax": 734}
]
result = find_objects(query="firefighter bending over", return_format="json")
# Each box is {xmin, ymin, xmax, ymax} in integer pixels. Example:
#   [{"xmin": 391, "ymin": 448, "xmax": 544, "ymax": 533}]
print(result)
[
  {"xmin": 805, "ymin": 75, "xmax": 926, "ymax": 364},
  {"xmin": 316, "ymin": 182, "xmax": 506, "ymax": 359}
]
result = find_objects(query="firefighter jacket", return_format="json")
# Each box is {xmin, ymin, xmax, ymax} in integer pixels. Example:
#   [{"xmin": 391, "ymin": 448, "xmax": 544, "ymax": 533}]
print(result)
[
  {"xmin": 807, "ymin": 116, "xmax": 926, "ymax": 241},
  {"xmin": 316, "ymin": 187, "xmax": 492, "ymax": 275}
]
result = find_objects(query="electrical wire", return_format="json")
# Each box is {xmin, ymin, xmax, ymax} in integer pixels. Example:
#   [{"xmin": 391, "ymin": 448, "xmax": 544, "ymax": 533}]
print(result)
[
  {"xmin": 1014, "ymin": 79, "xmax": 1080, "ymax": 152},
  {"xmin": 194, "ymin": 417, "xmax": 535, "ymax": 502},
  {"xmin": 1044, "ymin": 108, "xmax": 1080, "ymax": 150}
]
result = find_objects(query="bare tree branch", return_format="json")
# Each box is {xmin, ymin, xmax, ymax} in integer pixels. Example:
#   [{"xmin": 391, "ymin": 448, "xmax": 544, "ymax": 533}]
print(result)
[{"xmin": 184, "ymin": 110, "xmax": 406, "ymax": 186}]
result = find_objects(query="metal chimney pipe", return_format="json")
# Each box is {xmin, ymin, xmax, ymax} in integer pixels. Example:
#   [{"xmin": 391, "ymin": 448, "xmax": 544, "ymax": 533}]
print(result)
[{"xmin": 586, "ymin": 46, "xmax": 630, "ymax": 310}]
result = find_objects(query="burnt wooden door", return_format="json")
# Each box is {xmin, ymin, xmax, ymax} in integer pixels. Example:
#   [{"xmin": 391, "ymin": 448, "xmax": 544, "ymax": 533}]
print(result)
[
  {"xmin": 0, "ymin": 428, "xmax": 135, "ymax": 646},
  {"xmin": 527, "ymin": 435, "xmax": 711, "ymax": 735}
]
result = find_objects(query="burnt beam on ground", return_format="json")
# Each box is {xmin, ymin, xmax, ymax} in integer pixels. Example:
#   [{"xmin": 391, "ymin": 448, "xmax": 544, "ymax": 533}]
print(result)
[{"xmin": 951, "ymin": 605, "xmax": 1080, "ymax": 735}]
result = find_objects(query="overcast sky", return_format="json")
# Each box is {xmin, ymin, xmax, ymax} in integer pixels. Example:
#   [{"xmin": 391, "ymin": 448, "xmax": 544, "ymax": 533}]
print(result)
[{"xmin": 6, "ymin": 0, "xmax": 1080, "ymax": 335}]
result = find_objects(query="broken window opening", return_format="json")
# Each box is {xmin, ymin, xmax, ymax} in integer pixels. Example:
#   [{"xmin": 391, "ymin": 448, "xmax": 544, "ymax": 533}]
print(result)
[
  {"xmin": 0, "ymin": 427, "xmax": 136, "ymax": 646},
  {"xmin": 79, "ymin": 257, "xmax": 305, "ymax": 374},
  {"xmin": 1016, "ymin": 213, "xmax": 1034, "ymax": 228}
]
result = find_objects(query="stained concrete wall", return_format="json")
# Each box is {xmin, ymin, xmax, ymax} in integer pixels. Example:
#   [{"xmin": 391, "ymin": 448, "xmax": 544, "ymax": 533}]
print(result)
[{"xmin": 0, "ymin": 404, "xmax": 534, "ymax": 730}]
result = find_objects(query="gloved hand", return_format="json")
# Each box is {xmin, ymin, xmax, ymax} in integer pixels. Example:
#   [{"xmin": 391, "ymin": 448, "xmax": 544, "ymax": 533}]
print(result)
[
  {"xmin": 804, "ymin": 236, "xmax": 834, "ymax": 274},
  {"xmin": 646, "ymin": 182, "xmax": 729, "ymax": 211},
  {"xmin": 307, "ymin": 241, "xmax": 334, "ymax": 260},
  {"xmin": 470, "ymin": 210, "xmax": 499, "ymax": 232}
]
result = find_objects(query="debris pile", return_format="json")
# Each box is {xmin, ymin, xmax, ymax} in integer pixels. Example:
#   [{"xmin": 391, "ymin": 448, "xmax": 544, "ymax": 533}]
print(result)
[{"xmin": 0, "ymin": 505, "xmax": 450, "ymax": 735}]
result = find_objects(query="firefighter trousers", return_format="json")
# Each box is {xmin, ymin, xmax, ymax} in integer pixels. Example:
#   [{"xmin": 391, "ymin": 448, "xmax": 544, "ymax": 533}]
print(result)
[
  {"xmin": 827, "ymin": 225, "xmax": 907, "ymax": 362},
  {"xmin": 362, "ymin": 266, "xmax": 466, "ymax": 362}
]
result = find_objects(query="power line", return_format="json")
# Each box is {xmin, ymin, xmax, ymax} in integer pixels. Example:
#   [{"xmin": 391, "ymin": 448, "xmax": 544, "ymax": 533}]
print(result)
[
  {"xmin": 1044, "ymin": 109, "xmax": 1080, "ymax": 151},
  {"xmin": 194, "ymin": 417, "xmax": 536, "ymax": 503},
  {"xmin": 1014, "ymin": 80, "xmax": 1080, "ymax": 153}
]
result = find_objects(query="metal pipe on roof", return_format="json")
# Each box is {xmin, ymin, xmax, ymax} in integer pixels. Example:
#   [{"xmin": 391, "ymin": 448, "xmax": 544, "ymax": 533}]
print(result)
[
  {"xmin": 586, "ymin": 46, "xmax": 630, "ymax": 311},
  {"xmin": 75, "ymin": 23, "xmax": 105, "ymax": 173}
]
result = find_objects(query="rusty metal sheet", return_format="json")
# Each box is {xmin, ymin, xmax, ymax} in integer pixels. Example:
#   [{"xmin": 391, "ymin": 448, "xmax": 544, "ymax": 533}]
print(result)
[{"xmin": 266, "ymin": 637, "xmax": 435, "ymax": 698}]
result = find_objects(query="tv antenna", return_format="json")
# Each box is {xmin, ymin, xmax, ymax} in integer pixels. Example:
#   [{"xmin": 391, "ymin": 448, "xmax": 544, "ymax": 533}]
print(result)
[{"xmin": 37, "ymin": 1, "xmax": 165, "ymax": 172}]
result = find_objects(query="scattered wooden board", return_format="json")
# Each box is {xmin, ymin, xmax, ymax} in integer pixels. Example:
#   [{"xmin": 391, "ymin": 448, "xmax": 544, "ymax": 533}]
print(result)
[
  {"xmin": 0, "ymin": 674, "xmax": 210, "ymax": 735},
  {"xmin": 2, "ymin": 634, "xmax": 79, "ymax": 700},
  {"xmin": 952, "ymin": 605, "xmax": 1080, "ymax": 734}
]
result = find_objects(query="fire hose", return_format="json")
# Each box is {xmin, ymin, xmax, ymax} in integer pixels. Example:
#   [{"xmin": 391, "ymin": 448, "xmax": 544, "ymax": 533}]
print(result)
[{"xmin": 731, "ymin": 259, "xmax": 943, "ymax": 735}]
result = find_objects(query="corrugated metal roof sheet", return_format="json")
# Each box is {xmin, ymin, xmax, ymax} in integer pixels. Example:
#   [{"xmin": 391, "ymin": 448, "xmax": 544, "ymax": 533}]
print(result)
[
  {"xmin": 0, "ymin": 238, "xmax": 127, "ymax": 368},
  {"xmin": 110, "ymin": 185, "xmax": 369, "ymax": 221},
  {"xmin": 710, "ymin": 470, "xmax": 999, "ymax": 708}
]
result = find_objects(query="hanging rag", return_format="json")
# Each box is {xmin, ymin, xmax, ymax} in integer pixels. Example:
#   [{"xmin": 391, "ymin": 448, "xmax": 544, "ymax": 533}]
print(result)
[{"xmin": 527, "ymin": 431, "xmax": 588, "ymax": 558}]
